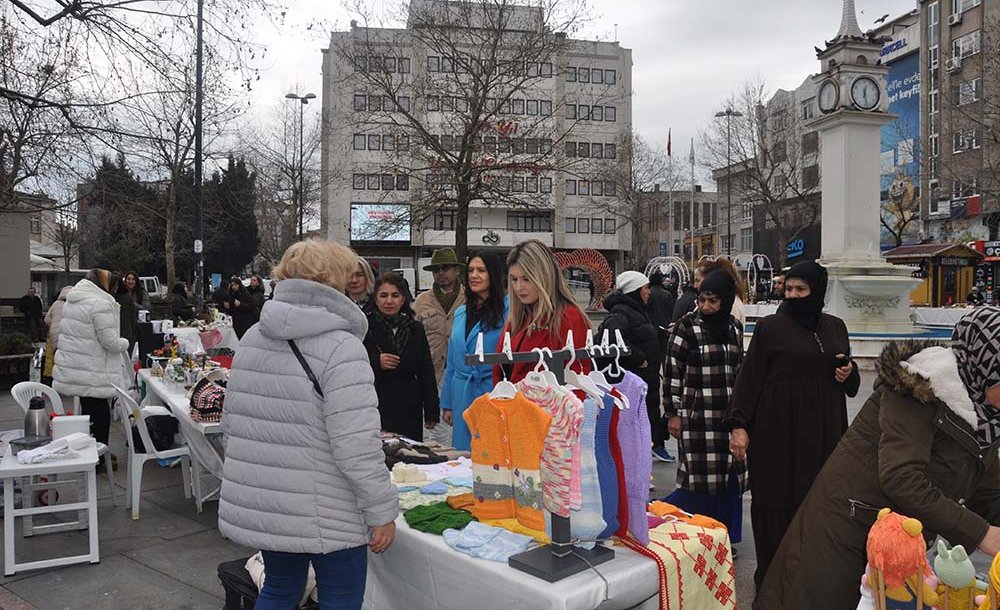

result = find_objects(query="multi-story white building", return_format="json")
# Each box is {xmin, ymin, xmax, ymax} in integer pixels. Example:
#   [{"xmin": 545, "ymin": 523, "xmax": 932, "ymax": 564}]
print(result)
[{"xmin": 320, "ymin": 0, "xmax": 633, "ymax": 277}]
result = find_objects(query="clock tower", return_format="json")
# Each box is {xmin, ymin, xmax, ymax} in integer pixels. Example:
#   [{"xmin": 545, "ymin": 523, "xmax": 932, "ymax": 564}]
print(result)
[{"xmin": 808, "ymin": 0, "xmax": 920, "ymax": 333}]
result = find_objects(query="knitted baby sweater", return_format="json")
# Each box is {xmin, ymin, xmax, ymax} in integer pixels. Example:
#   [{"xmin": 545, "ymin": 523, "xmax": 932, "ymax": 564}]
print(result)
[
  {"xmin": 464, "ymin": 393, "xmax": 552, "ymax": 531},
  {"xmin": 614, "ymin": 371, "xmax": 652, "ymax": 545},
  {"xmin": 567, "ymin": 395, "xmax": 606, "ymax": 549},
  {"xmin": 608, "ymin": 389, "xmax": 629, "ymax": 538},
  {"xmin": 596, "ymin": 392, "xmax": 620, "ymax": 539},
  {"xmin": 516, "ymin": 378, "xmax": 584, "ymax": 518}
]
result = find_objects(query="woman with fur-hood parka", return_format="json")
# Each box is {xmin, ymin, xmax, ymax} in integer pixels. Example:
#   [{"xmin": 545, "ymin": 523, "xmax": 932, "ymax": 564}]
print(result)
[{"xmin": 755, "ymin": 310, "xmax": 1000, "ymax": 610}]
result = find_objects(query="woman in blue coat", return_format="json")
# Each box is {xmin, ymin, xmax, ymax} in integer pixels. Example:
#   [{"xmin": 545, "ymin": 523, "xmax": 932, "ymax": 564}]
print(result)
[{"xmin": 441, "ymin": 250, "xmax": 508, "ymax": 451}]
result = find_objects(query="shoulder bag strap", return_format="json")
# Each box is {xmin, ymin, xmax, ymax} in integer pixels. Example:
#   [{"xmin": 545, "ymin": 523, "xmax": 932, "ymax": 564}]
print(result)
[{"xmin": 287, "ymin": 340, "xmax": 324, "ymax": 398}]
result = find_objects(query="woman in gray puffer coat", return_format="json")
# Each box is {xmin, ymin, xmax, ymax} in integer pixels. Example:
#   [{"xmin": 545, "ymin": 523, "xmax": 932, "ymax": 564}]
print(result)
[{"xmin": 219, "ymin": 239, "xmax": 398, "ymax": 610}]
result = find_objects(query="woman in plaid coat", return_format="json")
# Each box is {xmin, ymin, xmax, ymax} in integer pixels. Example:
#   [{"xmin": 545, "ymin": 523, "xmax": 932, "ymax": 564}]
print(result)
[{"xmin": 663, "ymin": 270, "xmax": 746, "ymax": 541}]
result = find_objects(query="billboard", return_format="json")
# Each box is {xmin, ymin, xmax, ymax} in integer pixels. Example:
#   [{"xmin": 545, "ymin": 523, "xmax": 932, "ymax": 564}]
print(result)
[
  {"xmin": 880, "ymin": 49, "xmax": 921, "ymax": 250},
  {"xmin": 350, "ymin": 204, "xmax": 411, "ymax": 243}
]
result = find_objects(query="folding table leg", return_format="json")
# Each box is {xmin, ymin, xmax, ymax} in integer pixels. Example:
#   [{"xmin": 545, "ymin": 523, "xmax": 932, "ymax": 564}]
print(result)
[
  {"xmin": 77, "ymin": 474, "xmax": 88, "ymax": 530},
  {"xmin": 86, "ymin": 470, "xmax": 99, "ymax": 564},
  {"xmin": 4, "ymin": 478, "xmax": 15, "ymax": 576},
  {"xmin": 21, "ymin": 475, "xmax": 33, "ymax": 537}
]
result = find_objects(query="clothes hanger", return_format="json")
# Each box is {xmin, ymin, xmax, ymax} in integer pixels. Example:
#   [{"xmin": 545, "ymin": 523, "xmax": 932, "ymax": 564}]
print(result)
[
  {"xmin": 563, "ymin": 330, "xmax": 603, "ymax": 401},
  {"xmin": 489, "ymin": 331, "xmax": 517, "ymax": 399}
]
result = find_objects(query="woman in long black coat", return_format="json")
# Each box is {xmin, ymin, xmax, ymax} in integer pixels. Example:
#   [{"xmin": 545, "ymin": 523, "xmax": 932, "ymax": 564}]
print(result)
[
  {"xmin": 226, "ymin": 277, "xmax": 260, "ymax": 339},
  {"xmin": 725, "ymin": 260, "xmax": 861, "ymax": 590},
  {"xmin": 364, "ymin": 274, "xmax": 440, "ymax": 441}
]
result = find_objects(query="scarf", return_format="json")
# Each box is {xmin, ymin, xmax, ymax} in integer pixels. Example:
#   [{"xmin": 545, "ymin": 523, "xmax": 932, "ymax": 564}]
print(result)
[
  {"xmin": 433, "ymin": 285, "xmax": 459, "ymax": 314},
  {"xmin": 951, "ymin": 306, "xmax": 1000, "ymax": 447},
  {"xmin": 779, "ymin": 260, "xmax": 828, "ymax": 332},
  {"xmin": 698, "ymin": 270, "xmax": 736, "ymax": 337},
  {"xmin": 372, "ymin": 310, "xmax": 413, "ymax": 355}
]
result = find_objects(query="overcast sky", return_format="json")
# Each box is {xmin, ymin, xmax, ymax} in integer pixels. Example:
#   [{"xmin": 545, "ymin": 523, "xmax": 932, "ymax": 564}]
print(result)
[{"xmin": 247, "ymin": 0, "xmax": 917, "ymax": 184}]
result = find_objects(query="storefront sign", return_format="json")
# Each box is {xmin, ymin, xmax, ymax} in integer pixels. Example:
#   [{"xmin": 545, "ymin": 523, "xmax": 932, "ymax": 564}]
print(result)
[
  {"xmin": 787, "ymin": 239, "xmax": 805, "ymax": 259},
  {"xmin": 940, "ymin": 257, "xmax": 972, "ymax": 266},
  {"xmin": 984, "ymin": 241, "xmax": 1000, "ymax": 262}
]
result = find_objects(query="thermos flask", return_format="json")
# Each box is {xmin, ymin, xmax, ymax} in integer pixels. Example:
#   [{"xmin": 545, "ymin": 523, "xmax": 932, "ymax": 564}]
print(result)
[{"xmin": 24, "ymin": 396, "xmax": 49, "ymax": 438}]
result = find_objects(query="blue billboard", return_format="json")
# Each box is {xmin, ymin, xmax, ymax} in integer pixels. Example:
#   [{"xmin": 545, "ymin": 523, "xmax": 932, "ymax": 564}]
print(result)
[{"xmin": 880, "ymin": 50, "xmax": 921, "ymax": 250}]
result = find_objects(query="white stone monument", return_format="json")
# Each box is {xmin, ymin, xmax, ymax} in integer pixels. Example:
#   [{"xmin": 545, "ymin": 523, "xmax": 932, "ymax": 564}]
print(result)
[{"xmin": 809, "ymin": 0, "xmax": 920, "ymax": 333}]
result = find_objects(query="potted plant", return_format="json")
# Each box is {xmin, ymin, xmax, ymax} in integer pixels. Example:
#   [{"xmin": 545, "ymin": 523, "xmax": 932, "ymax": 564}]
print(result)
[{"xmin": 0, "ymin": 333, "xmax": 38, "ymax": 379}]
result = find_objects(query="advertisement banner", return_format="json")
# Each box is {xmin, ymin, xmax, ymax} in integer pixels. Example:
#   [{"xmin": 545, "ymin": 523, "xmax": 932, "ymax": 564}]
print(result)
[
  {"xmin": 879, "ymin": 49, "xmax": 922, "ymax": 251},
  {"xmin": 350, "ymin": 204, "xmax": 411, "ymax": 243}
]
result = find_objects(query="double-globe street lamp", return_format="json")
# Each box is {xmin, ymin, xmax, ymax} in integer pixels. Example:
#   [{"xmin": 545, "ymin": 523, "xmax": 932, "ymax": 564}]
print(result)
[
  {"xmin": 285, "ymin": 92, "xmax": 317, "ymax": 240},
  {"xmin": 714, "ymin": 108, "xmax": 743, "ymax": 256}
]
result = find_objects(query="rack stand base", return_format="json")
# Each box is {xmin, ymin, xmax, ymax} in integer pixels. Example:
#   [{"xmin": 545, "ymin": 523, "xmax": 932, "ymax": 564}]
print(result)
[{"xmin": 508, "ymin": 544, "xmax": 615, "ymax": 582}]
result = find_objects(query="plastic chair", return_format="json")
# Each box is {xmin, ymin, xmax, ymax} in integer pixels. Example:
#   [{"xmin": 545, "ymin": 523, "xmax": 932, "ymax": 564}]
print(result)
[
  {"xmin": 9, "ymin": 382, "xmax": 116, "ymax": 506},
  {"xmin": 111, "ymin": 384, "xmax": 198, "ymax": 520}
]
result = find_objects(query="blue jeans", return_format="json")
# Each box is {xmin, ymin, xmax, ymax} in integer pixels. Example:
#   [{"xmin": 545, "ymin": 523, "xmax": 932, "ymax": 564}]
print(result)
[{"xmin": 256, "ymin": 545, "xmax": 367, "ymax": 610}]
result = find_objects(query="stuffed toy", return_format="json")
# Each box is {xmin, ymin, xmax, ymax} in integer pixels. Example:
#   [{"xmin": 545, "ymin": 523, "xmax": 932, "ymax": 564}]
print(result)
[
  {"xmin": 934, "ymin": 540, "xmax": 986, "ymax": 610},
  {"xmin": 864, "ymin": 508, "xmax": 940, "ymax": 610},
  {"xmin": 974, "ymin": 552, "xmax": 1000, "ymax": 610}
]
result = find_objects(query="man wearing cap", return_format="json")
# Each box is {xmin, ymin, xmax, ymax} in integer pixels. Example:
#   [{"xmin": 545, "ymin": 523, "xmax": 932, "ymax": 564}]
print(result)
[{"xmin": 413, "ymin": 248, "xmax": 465, "ymax": 390}]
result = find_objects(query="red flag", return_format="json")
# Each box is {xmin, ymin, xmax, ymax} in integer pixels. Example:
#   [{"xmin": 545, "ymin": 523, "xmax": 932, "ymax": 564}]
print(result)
[{"xmin": 667, "ymin": 128, "xmax": 672, "ymax": 157}]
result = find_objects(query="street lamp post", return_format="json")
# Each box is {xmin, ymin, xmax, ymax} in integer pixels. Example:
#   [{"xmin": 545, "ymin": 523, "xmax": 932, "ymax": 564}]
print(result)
[
  {"xmin": 285, "ymin": 92, "xmax": 316, "ymax": 240},
  {"xmin": 715, "ymin": 108, "xmax": 743, "ymax": 256},
  {"xmin": 193, "ymin": 0, "xmax": 205, "ymax": 311}
]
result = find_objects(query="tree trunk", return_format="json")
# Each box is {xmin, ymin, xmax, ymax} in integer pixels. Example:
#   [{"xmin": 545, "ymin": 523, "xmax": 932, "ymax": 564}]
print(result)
[
  {"xmin": 165, "ymin": 170, "xmax": 178, "ymax": 287},
  {"xmin": 454, "ymin": 186, "xmax": 472, "ymax": 263}
]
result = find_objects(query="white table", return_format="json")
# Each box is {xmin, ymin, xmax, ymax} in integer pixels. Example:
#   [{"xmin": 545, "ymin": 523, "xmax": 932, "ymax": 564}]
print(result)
[
  {"xmin": 138, "ymin": 369, "xmax": 223, "ymax": 505},
  {"xmin": 363, "ymin": 517, "xmax": 659, "ymax": 610},
  {"xmin": 0, "ymin": 443, "xmax": 99, "ymax": 576}
]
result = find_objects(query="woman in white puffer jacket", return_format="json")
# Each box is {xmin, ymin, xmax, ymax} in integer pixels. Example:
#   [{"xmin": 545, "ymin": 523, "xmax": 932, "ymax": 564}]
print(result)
[
  {"xmin": 53, "ymin": 269, "xmax": 129, "ymax": 445},
  {"xmin": 219, "ymin": 239, "xmax": 397, "ymax": 610}
]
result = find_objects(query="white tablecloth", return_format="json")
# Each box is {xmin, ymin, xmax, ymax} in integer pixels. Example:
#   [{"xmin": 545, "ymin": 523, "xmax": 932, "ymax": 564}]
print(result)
[
  {"xmin": 911, "ymin": 307, "xmax": 976, "ymax": 327},
  {"xmin": 138, "ymin": 369, "xmax": 223, "ymax": 480},
  {"xmin": 363, "ymin": 517, "xmax": 659, "ymax": 610}
]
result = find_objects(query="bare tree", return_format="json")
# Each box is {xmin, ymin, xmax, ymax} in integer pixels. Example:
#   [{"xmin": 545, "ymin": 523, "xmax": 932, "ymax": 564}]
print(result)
[
  {"xmin": 43, "ymin": 206, "xmax": 80, "ymax": 282},
  {"xmin": 331, "ymin": 0, "xmax": 623, "ymax": 260},
  {"xmin": 700, "ymin": 78, "xmax": 820, "ymax": 267}
]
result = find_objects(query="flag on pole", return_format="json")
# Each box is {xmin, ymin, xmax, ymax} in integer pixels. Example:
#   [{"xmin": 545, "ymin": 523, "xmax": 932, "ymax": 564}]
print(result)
[
  {"xmin": 689, "ymin": 138, "xmax": 695, "ymax": 165},
  {"xmin": 667, "ymin": 128, "xmax": 672, "ymax": 157}
]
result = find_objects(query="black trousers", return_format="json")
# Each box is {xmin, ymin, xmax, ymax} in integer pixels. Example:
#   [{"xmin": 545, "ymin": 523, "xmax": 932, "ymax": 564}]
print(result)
[
  {"xmin": 750, "ymin": 502, "xmax": 796, "ymax": 590},
  {"xmin": 646, "ymin": 375, "xmax": 667, "ymax": 449},
  {"xmin": 79, "ymin": 397, "xmax": 111, "ymax": 445}
]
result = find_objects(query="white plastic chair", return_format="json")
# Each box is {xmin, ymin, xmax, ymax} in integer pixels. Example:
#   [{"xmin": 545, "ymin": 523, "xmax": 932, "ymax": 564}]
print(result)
[
  {"xmin": 9, "ymin": 382, "xmax": 116, "ymax": 506},
  {"xmin": 111, "ymin": 384, "xmax": 198, "ymax": 520}
]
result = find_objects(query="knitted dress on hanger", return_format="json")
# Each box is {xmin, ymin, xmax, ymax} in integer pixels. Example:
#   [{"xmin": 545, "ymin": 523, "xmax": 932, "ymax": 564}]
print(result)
[
  {"xmin": 566, "ymin": 396, "xmax": 606, "ymax": 549},
  {"xmin": 595, "ymin": 393, "xmax": 620, "ymax": 539},
  {"xmin": 607, "ymin": 388, "xmax": 630, "ymax": 538},
  {"xmin": 613, "ymin": 371, "xmax": 653, "ymax": 545}
]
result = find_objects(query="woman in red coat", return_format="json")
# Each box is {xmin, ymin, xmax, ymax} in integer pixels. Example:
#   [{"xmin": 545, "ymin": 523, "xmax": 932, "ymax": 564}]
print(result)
[{"xmin": 495, "ymin": 239, "xmax": 592, "ymax": 383}]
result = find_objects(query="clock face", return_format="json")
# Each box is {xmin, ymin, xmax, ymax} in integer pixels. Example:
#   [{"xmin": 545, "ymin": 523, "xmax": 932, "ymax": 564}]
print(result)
[
  {"xmin": 851, "ymin": 76, "xmax": 880, "ymax": 111},
  {"xmin": 818, "ymin": 81, "xmax": 839, "ymax": 113}
]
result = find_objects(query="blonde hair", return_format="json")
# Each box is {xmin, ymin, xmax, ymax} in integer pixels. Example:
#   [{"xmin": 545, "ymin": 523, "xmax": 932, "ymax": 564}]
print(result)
[
  {"xmin": 357, "ymin": 257, "xmax": 376, "ymax": 295},
  {"xmin": 273, "ymin": 239, "xmax": 357, "ymax": 293},
  {"xmin": 506, "ymin": 239, "xmax": 588, "ymax": 338}
]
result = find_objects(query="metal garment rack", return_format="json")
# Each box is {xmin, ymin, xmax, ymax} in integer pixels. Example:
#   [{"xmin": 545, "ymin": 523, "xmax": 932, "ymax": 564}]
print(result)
[{"xmin": 464, "ymin": 333, "xmax": 629, "ymax": 582}]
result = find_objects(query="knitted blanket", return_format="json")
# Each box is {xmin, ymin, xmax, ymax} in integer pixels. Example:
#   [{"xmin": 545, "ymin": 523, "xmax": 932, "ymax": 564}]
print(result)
[{"xmin": 619, "ymin": 520, "xmax": 736, "ymax": 610}]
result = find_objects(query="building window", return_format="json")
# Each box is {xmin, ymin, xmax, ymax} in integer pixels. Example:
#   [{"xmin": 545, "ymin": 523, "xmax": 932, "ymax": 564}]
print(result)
[
  {"xmin": 383, "ymin": 57, "xmax": 396, "ymax": 73},
  {"xmin": 399, "ymin": 57, "xmax": 411, "ymax": 73},
  {"xmin": 578, "ymin": 180, "xmax": 590, "ymax": 196},
  {"xmin": 953, "ymin": 176, "xmax": 978, "ymax": 198},
  {"xmin": 604, "ymin": 181, "xmax": 616, "ymax": 196},
  {"xmin": 511, "ymin": 176, "xmax": 525, "ymax": 193},
  {"xmin": 953, "ymin": 30, "xmax": 981, "ymax": 59},
  {"xmin": 605, "ymin": 219, "xmax": 616, "ymax": 233},
  {"xmin": 353, "ymin": 94, "xmax": 367, "ymax": 111},
  {"xmin": 539, "ymin": 100, "xmax": 552, "ymax": 116},
  {"xmin": 702, "ymin": 202, "xmax": 712, "ymax": 227},
  {"xmin": 578, "ymin": 142, "xmax": 590, "ymax": 158},
  {"xmin": 565, "ymin": 217, "xmax": 576, "ymax": 233},
  {"xmin": 566, "ymin": 179, "xmax": 576, "ymax": 195},
  {"xmin": 579, "ymin": 105, "xmax": 590, "ymax": 121},
  {"xmin": 605, "ymin": 143, "xmax": 616, "ymax": 159},
  {"xmin": 740, "ymin": 227, "xmax": 753, "ymax": 252},
  {"xmin": 929, "ymin": 90, "xmax": 939, "ymax": 114},
  {"xmin": 742, "ymin": 203, "xmax": 753, "ymax": 221},
  {"xmin": 427, "ymin": 56, "xmax": 440, "ymax": 72},
  {"xmin": 353, "ymin": 134, "xmax": 366, "ymax": 150},
  {"xmin": 565, "ymin": 67, "xmax": 576, "ymax": 82},
  {"xmin": 803, "ymin": 164, "xmax": 820, "ymax": 190},
  {"xmin": 441, "ymin": 57, "xmax": 454, "ymax": 72},
  {"xmin": 566, "ymin": 104, "xmax": 577, "ymax": 120},
  {"xmin": 507, "ymin": 211, "xmax": 552, "ymax": 232},
  {"xmin": 801, "ymin": 131, "xmax": 819, "ymax": 156},
  {"xmin": 578, "ymin": 67, "xmax": 590, "ymax": 83},
  {"xmin": 578, "ymin": 218, "xmax": 590, "ymax": 234},
  {"xmin": 396, "ymin": 174, "xmax": 409, "ymax": 190},
  {"xmin": 526, "ymin": 99, "xmax": 539, "ymax": 116},
  {"xmin": 954, "ymin": 78, "xmax": 981, "ymax": 106},
  {"xmin": 591, "ymin": 68, "xmax": 603, "ymax": 84},
  {"xmin": 604, "ymin": 69, "xmax": 616, "ymax": 84},
  {"xmin": 526, "ymin": 176, "xmax": 539, "ymax": 193},
  {"xmin": 380, "ymin": 174, "xmax": 394, "ymax": 190},
  {"xmin": 429, "ymin": 208, "xmax": 456, "ymax": 230},
  {"xmin": 801, "ymin": 99, "xmax": 815, "ymax": 121},
  {"xmin": 591, "ymin": 106, "xmax": 603, "ymax": 121},
  {"xmin": 540, "ymin": 177, "xmax": 552, "ymax": 193},
  {"xmin": 382, "ymin": 134, "xmax": 395, "ymax": 151},
  {"xmin": 592, "ymin": 181, "xmax": 603, "ymax": 196},
  {"xmin": 591, "ymin": 218, "xmax": 603, "ymax": 234},
  {"xmin": 397, "ymin": 96, "xmax": 411, "ymax": 112},
  {"xmin": 591, "ymin": 143, "xmax": 603, "ymax": 159},
  {"xmin": 353, "ymin": 55, "xmax": 367, "ymax": 72},
  {"xmin": 772, "ymin": 140, "xmax": 787, "ymax": 163},
  {"xmin": 367, "ymin": 174, "xmax": 380, "ymax": 190},
  {"xmin": 368, "ymin": 96, "xmax": 383, "ymax": 112},
  {"xmin": 930, "ymin": 134, "xmax": 940, "ymax": 157},
  {"xmin": 367, "ymin": 134, "xmax": 381, "ymax": 151},
  {"xmin": 953, "ymin": 0, "xmax": 981, "ymax": 12},
  {"xmin": 540, "ymin": 63, "xmax": 553, "ymax": 78},
  {"xmin": 566, "ymin": 141, "xmax": 577, "ymax": 157},
  {"xmin": 928, "ymin": 2, "xmax": 939, "ymax": 45},
  {"xmin": 604, "ymin": 106, "xmax": 616, "ymax": 122},
  {"xmin": 953, "ymin": 127, "xmax": 979, "ymax": 152},
  {"xmin": 353, "ymin": 174, "xmax": 366, "ymax": 189}
]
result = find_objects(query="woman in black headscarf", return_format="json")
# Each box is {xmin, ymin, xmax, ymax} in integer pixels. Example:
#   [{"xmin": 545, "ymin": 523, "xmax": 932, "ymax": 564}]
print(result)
[
  {"xmin": 725, "ymin": 260, "xmax": 861, "ymax": 589},
  {"xmin": 664, "ymin": 270, "xmax": 747, "ymax": 540}
]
